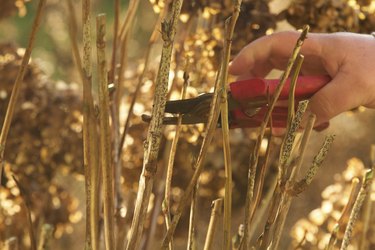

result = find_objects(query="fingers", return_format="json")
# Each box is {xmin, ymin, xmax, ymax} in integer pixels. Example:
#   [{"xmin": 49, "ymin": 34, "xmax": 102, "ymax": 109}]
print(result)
[
  {"xmin": 229, "ymin": 31, "xmax": 323, "ymax": 77},
  {"xmin": 307, "ymin": 72, "xmax": 363, "ymax": 125}
]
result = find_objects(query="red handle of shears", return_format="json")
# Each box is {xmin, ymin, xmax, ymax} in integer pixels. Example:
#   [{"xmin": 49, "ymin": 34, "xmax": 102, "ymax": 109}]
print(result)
[
  {"xmin": 228, "ymin": 75, "xmax": 331, "ymax": 128},
  {"xmin": 229, "ymin": 75, "xmax": 331, "ymax": 103}
]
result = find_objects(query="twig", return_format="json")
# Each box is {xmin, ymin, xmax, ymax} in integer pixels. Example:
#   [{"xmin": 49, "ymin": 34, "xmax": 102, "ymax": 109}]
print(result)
[
  {"xmin": 97, "ymin": 14, "xmax": 115, "ymax": 250},
  {"xmin": 82, "ymin": 0, "xmax": 100, "ymax": 249},
  {"xmin": 126, "ymin": 1, "xmax": 184, "ymax": 249},
  {"xmin": 249, "ymin": 174, "xmax": 278, "ymax": 243},
  {"xmin": 220, "ymin": 2, "xmax": 243, "ymax": 247},
  {"xmin": 340, "ymin": 169, "xmax": 374, "ymax": 250},
  {"xmin": 162, "ymin": 70, "xmax": 189, "ymax": 250},
  {"xmin": 66, "ymin": 0, "xmax": 85, "ymax": 83},
  {"xmin": 326, "ymin": 178, "xmax": 360, "ymax": 250},
  {"xmin": 187, "ymin": 182, "xmax": 199, "ymax": 250},
  {"xmin": 112, "ymin": 1, "xmax": 141, "ymax": 210},
  {"xmin": 203, "ymin": 199, "xmax": 223, "ymax": 250},
  {"xmin": 0, "ymin": 0, "xmax": 46, "ymax": 186},
  {"xmin": 12, "ymin": 176, "xmax": 36, "ymax": 250},
  {"xmin": 109, "ymin": 0, "xmax": 120, "ymax": 84},
  {"xmin": 37, "ymin": 224, "xmax": 53, "ymax": 250},
  {"xmin": 111, "ymin": 21, "xmax": 134, "ymax": 221},
  {"xmin": 280, "ymin": 55, "xmax": 305, "ymax": 176},
  {"xmin": 246, "ymin": 91, "xmax": 273, "ymax": 235},
  {"xmin": 115, "ymin": 0, "xmax": 139, "ymax": 110},
  {"xmin": 119, "ymin": 0, "xmax": 141, "ymax": 41},
  {"xmin": 242, "ymin": 25, "xmax": 310, "ymax": 249}
]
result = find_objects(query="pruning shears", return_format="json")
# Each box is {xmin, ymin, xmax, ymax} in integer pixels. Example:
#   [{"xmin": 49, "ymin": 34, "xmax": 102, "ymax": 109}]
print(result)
[{"xmin": 142, "ymin": 75, "xmax": 331, "ymax": 128}]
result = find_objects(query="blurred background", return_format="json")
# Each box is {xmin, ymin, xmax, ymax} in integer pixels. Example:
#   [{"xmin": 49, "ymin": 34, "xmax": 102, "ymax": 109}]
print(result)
[{"xmin": 1, "ymin": 0, "xmax": 375, "ymax": 249}]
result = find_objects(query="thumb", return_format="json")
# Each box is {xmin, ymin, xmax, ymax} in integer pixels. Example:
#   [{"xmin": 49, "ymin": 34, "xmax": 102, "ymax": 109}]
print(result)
[{"xmin": 307, "ymin": 72, "xmax": 362, "ymax": 125}]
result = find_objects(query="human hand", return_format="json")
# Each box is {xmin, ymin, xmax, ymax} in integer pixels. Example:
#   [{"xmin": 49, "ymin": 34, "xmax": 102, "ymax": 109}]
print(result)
[{"xmin": 228, "ymin": 31, "xmax": 375, "ymax": 127}]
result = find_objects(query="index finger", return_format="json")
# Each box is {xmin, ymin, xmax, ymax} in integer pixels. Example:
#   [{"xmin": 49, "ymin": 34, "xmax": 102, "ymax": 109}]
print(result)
[{"xmin": 228, "ymin": 31, "xmax": 323, "ymax": 77}]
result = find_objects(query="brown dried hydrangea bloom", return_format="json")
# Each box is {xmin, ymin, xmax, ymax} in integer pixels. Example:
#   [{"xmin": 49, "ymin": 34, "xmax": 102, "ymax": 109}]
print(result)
[
  {"xmin": 283, "ymin": 0, "xmax": 375, "ymax": 33},
  {"xmin": 0, "ymin": 43, "xmax": 83, "ymax": 244}
]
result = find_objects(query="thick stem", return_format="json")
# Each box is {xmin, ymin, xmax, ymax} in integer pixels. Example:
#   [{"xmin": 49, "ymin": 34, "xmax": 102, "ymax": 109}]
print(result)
[
  {"xmin": 82, "ymin": 0, "xmax": 100, "ymax": 249},
  {"xmin": 126, "ymin": 1, "xmax": 184, "ymax": 249},
  {"xmin": 97, "ymin": 14, "xmax": 115, "ymax": 250}
]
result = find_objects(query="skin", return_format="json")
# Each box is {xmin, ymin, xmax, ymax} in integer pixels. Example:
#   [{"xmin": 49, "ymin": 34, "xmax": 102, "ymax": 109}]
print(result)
[{"xmin": 228, "ymin": 31, "xmax": 375, "ymax": 127}]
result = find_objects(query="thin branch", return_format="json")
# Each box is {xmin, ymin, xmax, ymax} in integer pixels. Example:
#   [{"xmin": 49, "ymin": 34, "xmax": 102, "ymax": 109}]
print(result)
[
  {"xmin": 12, "ymin": 176, "xmax": 36, "ymax": 250},
  {"xmin": 162, "ymin": 70, "xmax": 189, "ymax": 250},
  {"xmin": 119, "ymin": 0, "xmax": 141, "ymax": 41},
  {"xmin": 0, "ymin": 0, "xmax": 46, "ymax": 186},
  {"xmin": 203, "ymin": 199, "xmax": 223, "ymax": 250},
  {"xmin": 220, "ymin": 2, "xmax": 243, "ymax": 248},
  {"xmin": 249, "ymin": 130, "xmax": 272, "ymax": 223},
  {"xmin": 66, "ymin": 0, "xmax": 85, "ymax": 83},
  {"xmin": 249, "ymin": 173, "xmax": 278, "ymax": 243},
  {"xmin": 109, "ymin": 0, "xmax": 120, "ymax": 84},
  {"xmin": 187, "ymin": 182, "xmax": 199, "ymax": 250},
  {"xmin": 246, "ymin": 91, "xmax": 273, "ymax": 242}
]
